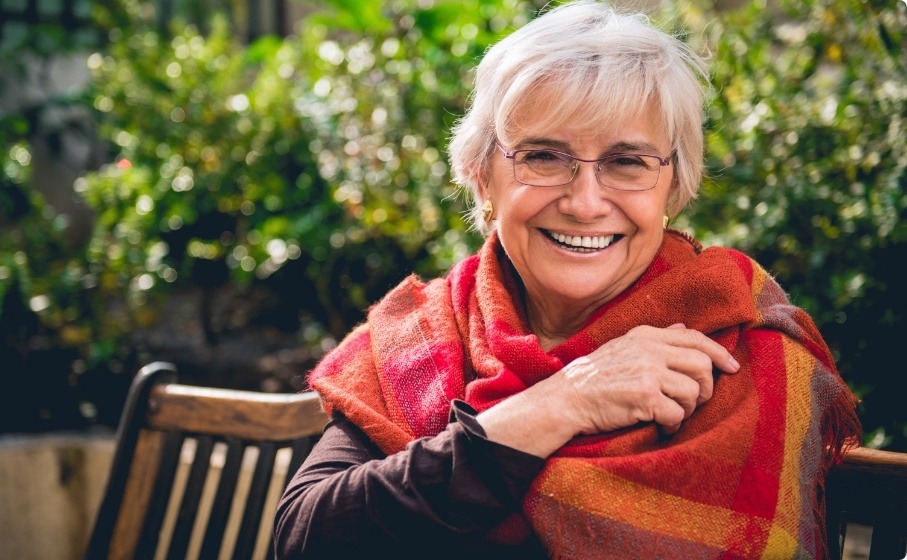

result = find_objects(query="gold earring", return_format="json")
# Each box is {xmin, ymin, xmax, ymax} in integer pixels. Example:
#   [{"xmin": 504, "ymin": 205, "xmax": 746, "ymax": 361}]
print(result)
[
  {"xmin": 663, "ymin": 215, "xmax": 669, "ymax": 228},
  {"xmin": 482, "ymin": 200, "xmax": 494, "ymax": 222}
]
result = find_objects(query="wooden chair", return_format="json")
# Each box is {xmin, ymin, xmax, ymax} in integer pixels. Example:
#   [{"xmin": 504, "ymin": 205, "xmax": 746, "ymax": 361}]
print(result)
[
  {"xmin": 85, "ymin": 361, "xmax": 907, "ymax": 560},
  {"xmin": 826, "ymin": 446, "xmax": 907, "ymax": 560},
  {"xmin": 83, "ymin": 362, "xmax": 327, "ymax": 560}
]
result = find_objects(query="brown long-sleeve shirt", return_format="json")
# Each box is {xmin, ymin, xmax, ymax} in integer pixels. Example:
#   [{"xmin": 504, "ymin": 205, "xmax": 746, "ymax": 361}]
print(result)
[{"xmin": 273, "ymin": 400, "xmax": 548, "ymax": 559}]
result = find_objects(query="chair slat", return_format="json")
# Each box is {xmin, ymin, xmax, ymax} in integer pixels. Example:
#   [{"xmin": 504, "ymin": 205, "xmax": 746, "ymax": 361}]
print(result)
[
  {"xmin": 233, "ymin": 442, "xmax": 279, "ymax": 559},
  {"xmin": 867, "ymin": 521, "xmax": 906, "ymax": 560},
  {"xmin": 825, "ymin": 504, "xmax": 845, "ymax": 560},
  {"xmin": 135, "ymin": 431, "xmax": 185, "ymax": 560},
  {"xmin": 107, "ymin": 429, "xmax": 168, "ymax": 560},
  {"xmin": 166, "ymin": 436, "xmax": 215, "ymax": 560},
  {"xmin": 198, "ymin": 438, "xmax": 245, "ymax": 559}
]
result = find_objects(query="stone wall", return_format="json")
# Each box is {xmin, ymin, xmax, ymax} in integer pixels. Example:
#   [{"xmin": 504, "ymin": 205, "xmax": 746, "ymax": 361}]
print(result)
[{"xmin": 0, "ymin": 433, "xmax": 114, "ymax": 560}]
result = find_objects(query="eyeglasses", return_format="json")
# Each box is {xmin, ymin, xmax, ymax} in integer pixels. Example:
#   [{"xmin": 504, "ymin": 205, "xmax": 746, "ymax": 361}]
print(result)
[{"xmin": 496, "ymin": 143, "xmax": 673, "ymax": 191}]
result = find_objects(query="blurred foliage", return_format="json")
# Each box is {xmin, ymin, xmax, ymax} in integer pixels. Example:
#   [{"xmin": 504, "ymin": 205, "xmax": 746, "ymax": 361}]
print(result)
[
  {"xmin": 1, "ymin": 2, "xmax": 125, "ymax": 431},
  {"xmin": 0, "ymin": 0, "xmax": 100, "ymax": 60},
  {"xmin": 0, "ymin": 0, "xmax": 543, "ymax": 431},
  {"xmin": 1, "ymin": 0, "xmax": 905, "ymax": 450},
  {"xmin": 78, "ymin": 0, "xmax": 545, "ymax": 339}
]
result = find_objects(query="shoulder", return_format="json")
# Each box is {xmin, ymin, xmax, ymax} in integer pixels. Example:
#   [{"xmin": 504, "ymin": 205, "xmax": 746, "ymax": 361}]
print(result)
[
  {"xmin": 702, "ymin": 245, "xmax": 777, "ymax": 291},
  {"xmin": 666, "ymin": 230, "xmax": 771, "ymax": 284}
]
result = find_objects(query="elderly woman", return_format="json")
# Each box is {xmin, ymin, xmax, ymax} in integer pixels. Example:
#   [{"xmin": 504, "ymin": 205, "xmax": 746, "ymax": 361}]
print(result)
[{"xmin": 274, "ymin": 1, "xmax": 860, "ymax": 558}]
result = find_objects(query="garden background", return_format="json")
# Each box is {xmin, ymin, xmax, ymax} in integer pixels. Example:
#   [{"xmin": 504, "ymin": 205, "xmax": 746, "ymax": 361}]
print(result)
[{"xmin": 1, "ymin": 0, "xmax": 905, "ymax": 455}]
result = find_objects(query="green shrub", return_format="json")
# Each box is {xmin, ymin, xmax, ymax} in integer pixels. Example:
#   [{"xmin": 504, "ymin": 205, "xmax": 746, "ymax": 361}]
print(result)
[
  {"xmin": 1, "ymin": 0, "xmax": 543, "ymax": 431},
  {"xmin": 78, "ymin": 0, "xmax": 545, "ymax": 339}
]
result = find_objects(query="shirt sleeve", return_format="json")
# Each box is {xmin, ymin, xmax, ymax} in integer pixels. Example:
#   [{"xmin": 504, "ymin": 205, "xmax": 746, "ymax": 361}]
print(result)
[{"xmin": 273, "ymin": 399, "xmax": 547, "ymax": 559}]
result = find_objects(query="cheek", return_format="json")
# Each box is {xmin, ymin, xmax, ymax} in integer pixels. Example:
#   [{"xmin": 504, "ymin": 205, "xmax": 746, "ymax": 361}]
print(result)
[
  {"xmin": 641, "ymin": 186, "xmax": 673, "ymax": 226},
  {"xmin": 626, "ymin": 200, "xmax": 667, "ymax": 231},
  {"xmin": 485, "ymin": 167, "xmax": 517, "ymax": 209}
]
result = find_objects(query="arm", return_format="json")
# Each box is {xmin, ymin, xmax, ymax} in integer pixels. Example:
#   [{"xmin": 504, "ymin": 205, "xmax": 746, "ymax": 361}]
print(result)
[{"xmin": 273, "ymin": 401, "xmax": 546, "ymax": 559}]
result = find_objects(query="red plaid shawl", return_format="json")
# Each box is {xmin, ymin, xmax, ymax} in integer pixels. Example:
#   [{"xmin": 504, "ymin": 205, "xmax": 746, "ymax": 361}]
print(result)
[{"xmin": 309, "ymin": 230, "xmax": 860, "ymax": 559}]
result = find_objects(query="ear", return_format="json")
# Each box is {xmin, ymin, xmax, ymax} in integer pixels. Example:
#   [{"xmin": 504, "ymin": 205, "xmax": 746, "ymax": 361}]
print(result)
[
  {"xmin": 474, "ymin": 166, "xmax": 491, "ymax": 202},
  {"xmin": 667, "ymin": 172, "xmax": 683, "ymax": 200},
  {"xmin": 476, "ymin": 181, "xmax": 489, "ymax": 203}
]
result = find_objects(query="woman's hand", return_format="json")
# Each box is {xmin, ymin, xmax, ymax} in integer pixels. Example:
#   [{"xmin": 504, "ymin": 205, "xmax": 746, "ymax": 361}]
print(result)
[
  {"xmin": 558, "ymin": 324, "xmax": 739, "ymax": 437},
  {"xmin": 476, "ymin": 324, "xmax": 739, "ymax": 458}
]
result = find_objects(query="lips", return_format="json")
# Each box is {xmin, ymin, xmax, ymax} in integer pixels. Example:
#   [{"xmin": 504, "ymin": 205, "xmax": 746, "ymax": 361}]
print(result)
[{"xmin": 544, "ymin": 229, "xmax": 619, "ymax": 251}]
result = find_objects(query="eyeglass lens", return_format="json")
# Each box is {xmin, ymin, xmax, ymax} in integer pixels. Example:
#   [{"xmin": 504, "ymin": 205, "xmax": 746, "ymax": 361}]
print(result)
[{"xmin": 512, "ymin": 150, "xmax": 662, "ymax": 190}]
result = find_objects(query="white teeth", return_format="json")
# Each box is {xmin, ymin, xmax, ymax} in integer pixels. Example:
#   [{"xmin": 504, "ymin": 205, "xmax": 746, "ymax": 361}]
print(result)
[{"xmin": 550, "ymin": 232, "xmax": 614, "ymax": 249}]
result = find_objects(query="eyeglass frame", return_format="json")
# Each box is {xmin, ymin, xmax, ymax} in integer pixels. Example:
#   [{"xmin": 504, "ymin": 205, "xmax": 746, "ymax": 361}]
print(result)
[{"xmin": 494, "ymin": 142, "xmax": 675, "ymax": 191}]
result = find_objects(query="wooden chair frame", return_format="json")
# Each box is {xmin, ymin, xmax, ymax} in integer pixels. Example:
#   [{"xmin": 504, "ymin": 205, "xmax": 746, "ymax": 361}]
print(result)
[
  {"xmin": 83, "ymin": 362, "xmax": 327, "ymax": 560},
  {"xmin": 84, "ymin": 362, "xmax": 907, "ymax": 559},
  {"xmin": 827, "ymin": 446, "xmax": 907, "ymax": 559}
]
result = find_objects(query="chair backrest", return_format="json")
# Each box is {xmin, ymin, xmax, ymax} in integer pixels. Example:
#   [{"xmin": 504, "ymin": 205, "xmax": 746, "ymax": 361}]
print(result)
[
  {"xmin": 83, "ymin": 362, "xmax": 327, "ymax": 560},
  {"xmin": 826, "ymin": 446, "xmax": 907, "ymax": 560}
]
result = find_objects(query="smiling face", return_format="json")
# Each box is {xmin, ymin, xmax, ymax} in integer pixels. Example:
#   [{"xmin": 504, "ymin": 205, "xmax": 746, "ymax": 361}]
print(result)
[{"xmin": 481, "ymin": 103, "xmax": 675, "ymax": 344}]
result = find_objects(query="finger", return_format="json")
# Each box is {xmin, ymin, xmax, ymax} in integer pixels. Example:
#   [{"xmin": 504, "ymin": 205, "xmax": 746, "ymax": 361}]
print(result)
[
  {"xmin": 662, "ymin": 423, "xmax": 681, "ymax": 435},
  {"xmin": 663, "ymin": 347, "xmax": 715, "ymax": 404},
  {"xmin": 659, "ymin": 371, "xmax": 701, "ymax": 417},
  {"xmin": 651, "ymin": 396, "xmax": 686, "ymax": 432},
  {"xmin": 661, "ymin": 328, "xmax": 740, "ymax": 374}
]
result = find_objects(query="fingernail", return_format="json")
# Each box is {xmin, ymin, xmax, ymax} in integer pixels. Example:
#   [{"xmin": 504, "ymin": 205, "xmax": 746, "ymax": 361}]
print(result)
[{"xmin": 729, "ymin": 357, "xmax": 740, "ymax": 371}]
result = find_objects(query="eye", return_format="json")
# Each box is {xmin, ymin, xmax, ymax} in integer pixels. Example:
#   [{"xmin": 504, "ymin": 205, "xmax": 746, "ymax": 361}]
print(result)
[
  {"xmin": 520, "ymin": 150, "xmax": 567, "ymax": 163},
  {"xmin": 609, "ymin": 155, "xmax": 648, "ymax": 167},
  {"xmin": 517, "ymin": 150, "xmax": 573, "ymax": 169}
]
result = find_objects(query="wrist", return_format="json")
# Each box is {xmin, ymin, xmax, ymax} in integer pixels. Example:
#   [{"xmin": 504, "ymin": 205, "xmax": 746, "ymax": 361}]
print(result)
[{"xmin": 475, "ymin": 372, "xmax": 579, "ymax": 458}]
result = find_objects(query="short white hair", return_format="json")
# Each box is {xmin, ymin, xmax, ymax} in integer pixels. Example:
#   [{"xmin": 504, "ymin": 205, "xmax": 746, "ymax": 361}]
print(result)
[{"xmin": 448, "ymin": 0, "xmax": 710, "ymax": 234}]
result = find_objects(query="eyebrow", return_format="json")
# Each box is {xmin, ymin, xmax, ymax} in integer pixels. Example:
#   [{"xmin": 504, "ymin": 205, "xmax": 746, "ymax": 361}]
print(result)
[{"xmin": 516, "ymin": 137, "xmax": 663, "ymax": 156}]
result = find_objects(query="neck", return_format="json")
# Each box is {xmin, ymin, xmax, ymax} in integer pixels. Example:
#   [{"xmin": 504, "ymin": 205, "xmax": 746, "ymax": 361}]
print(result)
[{"xmin": 525, "ymin": 296, "xmax": 600, "ymax": 351}]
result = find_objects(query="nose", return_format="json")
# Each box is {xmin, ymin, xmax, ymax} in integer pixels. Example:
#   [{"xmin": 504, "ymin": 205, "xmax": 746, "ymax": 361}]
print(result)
[{"xmin": 557, "ymin": 161, "xmax": 612, "ymax": 221}]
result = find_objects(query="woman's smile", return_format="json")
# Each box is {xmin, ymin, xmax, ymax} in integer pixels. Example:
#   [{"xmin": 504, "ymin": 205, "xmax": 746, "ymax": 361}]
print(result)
[{"xmin": 541, "ymin": 229, "xmax": 621, "ymax": 253}]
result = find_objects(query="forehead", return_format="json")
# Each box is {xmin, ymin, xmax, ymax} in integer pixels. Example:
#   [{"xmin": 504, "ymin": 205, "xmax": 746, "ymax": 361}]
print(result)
[
  {"xmin": 502, "ymin": 90, "xmax": 669, "ymax": 152},
  {"xmin": 498, "ymin": 82, "xmax": 670, "ymax": 148}
]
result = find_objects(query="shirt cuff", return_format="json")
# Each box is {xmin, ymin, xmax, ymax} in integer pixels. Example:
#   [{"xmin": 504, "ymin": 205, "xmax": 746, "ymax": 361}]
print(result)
[{"xmin": 449, "ymin": 399, "xmax": 546, "ymax": 504}]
